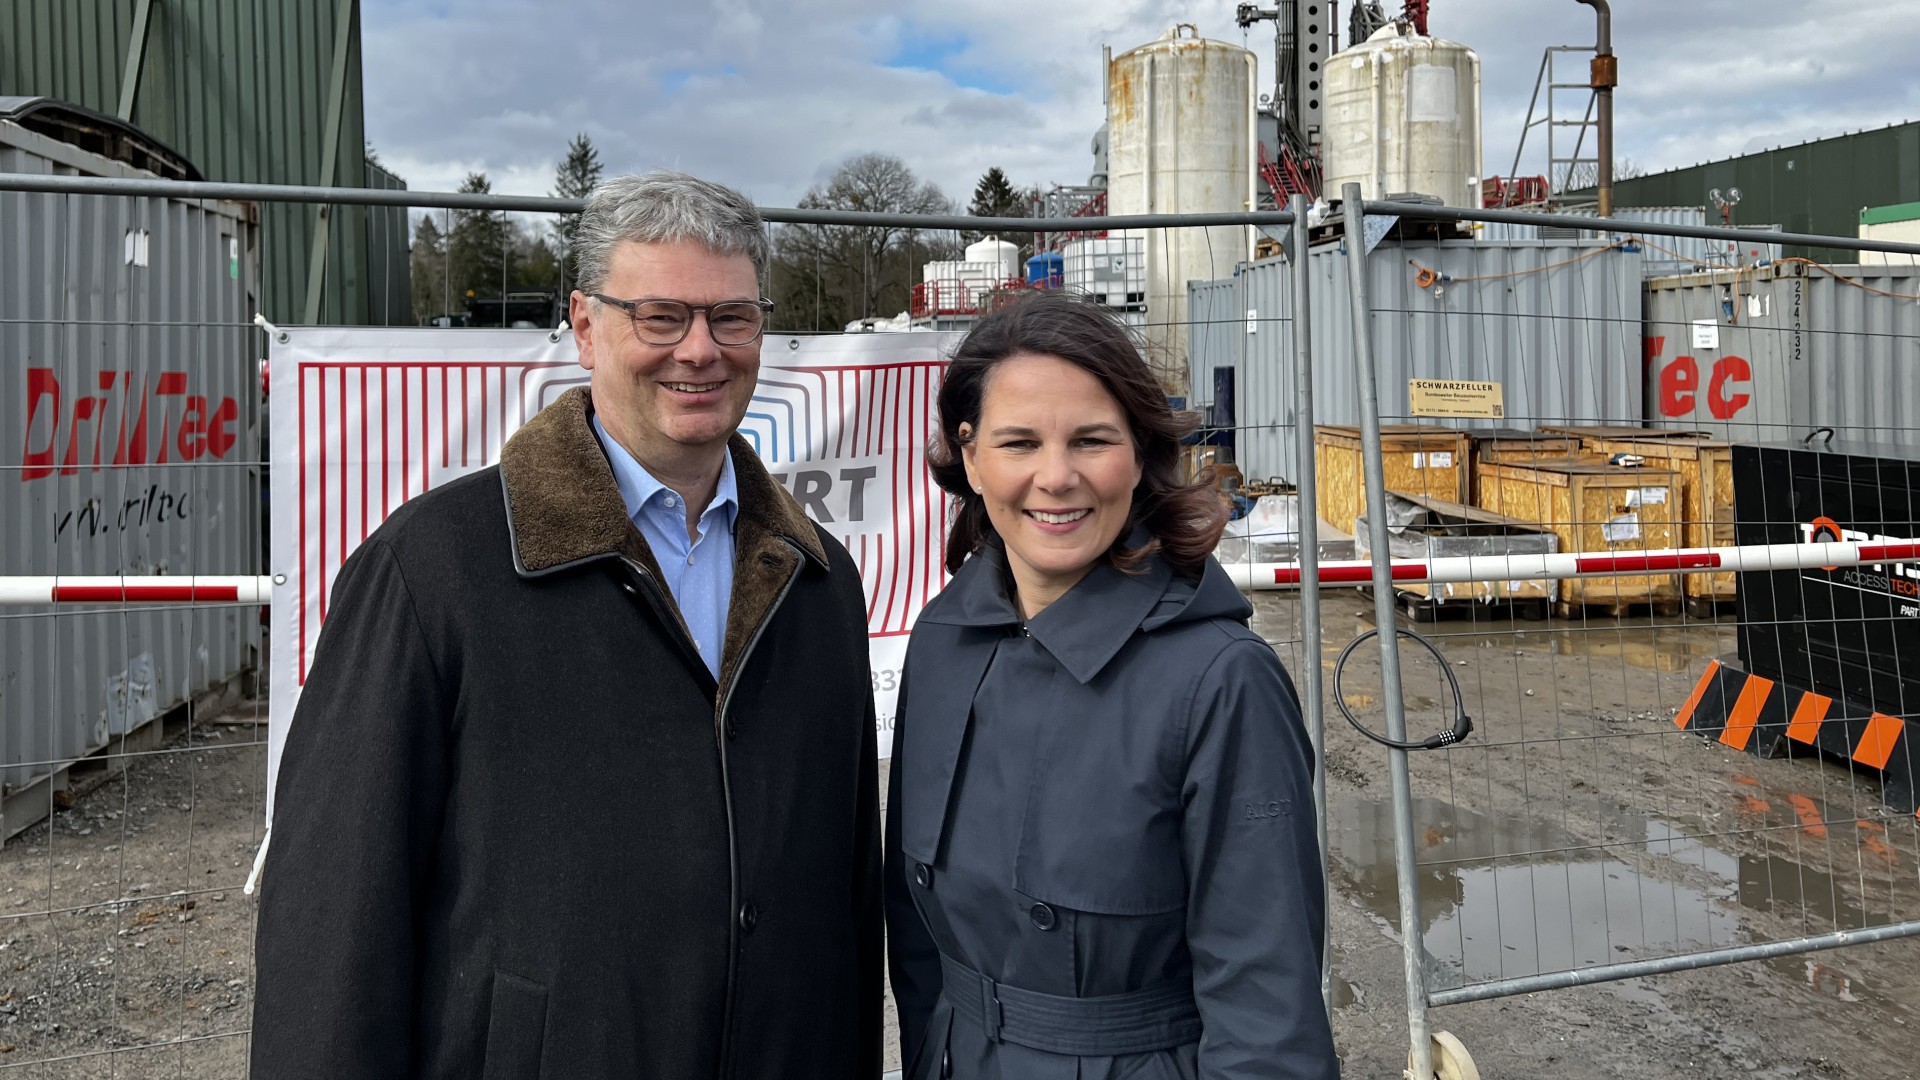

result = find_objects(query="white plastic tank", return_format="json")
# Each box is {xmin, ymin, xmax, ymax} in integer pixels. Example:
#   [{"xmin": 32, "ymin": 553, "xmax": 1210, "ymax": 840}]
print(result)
[
  {"xmin": 963, "ymin": 236, "xmax": 1021, "ymax": 282},
  {"xmin": 1323, "ymin": 23, "xmax": 1482, "ymax": 206},
  {"xmin": 1106, "ymin": 25, "xmax": 1256, "ymax": 391}
]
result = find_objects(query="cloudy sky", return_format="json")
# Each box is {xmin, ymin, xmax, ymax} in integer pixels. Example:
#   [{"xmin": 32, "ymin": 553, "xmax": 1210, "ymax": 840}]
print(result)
[{"xmin": 363, "ymin": 0, "xmax": 1918, "ymax": 209}]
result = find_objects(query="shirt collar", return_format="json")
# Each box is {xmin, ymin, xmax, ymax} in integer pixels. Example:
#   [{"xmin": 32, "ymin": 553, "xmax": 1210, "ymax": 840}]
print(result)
[{"xmin": 592, "ymin": 415, "xmax": 738, "ymax": 526}]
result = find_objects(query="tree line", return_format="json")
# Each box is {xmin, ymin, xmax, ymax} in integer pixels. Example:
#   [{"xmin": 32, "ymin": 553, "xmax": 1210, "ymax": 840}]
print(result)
[{"xmin": 405, "ymin": 138, "xmax": 1040, "ymax": 332}]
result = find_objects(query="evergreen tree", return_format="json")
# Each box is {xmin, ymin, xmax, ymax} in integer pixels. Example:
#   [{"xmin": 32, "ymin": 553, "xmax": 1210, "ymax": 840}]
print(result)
[
  {"xmin": 449, "ymin": 172, "xmax": 510, "ymax": 304},
  {"xmin": 408, "ymin": 214, "xmax": 449, "ymax": 325},
  {"xmin": 964, "ymin": 166, "xmax": 1031, "ymax": 252},
  {"xmin": 552, "ymin": 133, "xmax": 605, "ymax": 292}
]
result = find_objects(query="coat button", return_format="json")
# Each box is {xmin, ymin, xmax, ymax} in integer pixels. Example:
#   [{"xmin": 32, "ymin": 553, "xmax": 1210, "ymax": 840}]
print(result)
[
  {"xmin": 1029, "ymin": 902, "xmax": 1057, "ymax": 931},
  {"xmin": 913, "ymin": 862, "xmax": 931, "ymax": 888},
  {"xmin": 738, "ymin": 902, "xmax": 758, "ymax": 934}
]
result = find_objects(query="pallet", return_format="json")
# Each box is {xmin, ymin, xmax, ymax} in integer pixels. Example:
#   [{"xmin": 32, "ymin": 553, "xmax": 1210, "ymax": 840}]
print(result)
[
  {"xmin": 1553, "ymin": 598, "xmax": 1685, "ymax": 621},
  {"xmin": 1683, "ymin": 596, "xmax": 1738, "ymax": 620},
  {"xmin": 1392, "ymin": 590, "xmax": 1551, "ymax": 624},
  {"xmin": 1, "ymin": 668, "xmax": 252, "ymax": 842}
]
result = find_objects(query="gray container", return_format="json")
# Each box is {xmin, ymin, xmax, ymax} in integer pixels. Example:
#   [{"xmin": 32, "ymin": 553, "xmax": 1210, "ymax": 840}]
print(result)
[
  {"xmin": 1475, "ymin": 207, "xmax": 1782, "ymax": 276},
  {"xmin": 0, "ymin": 119, "xmax": 260, "ymax": 833},
  {"xmin": 1643, "ymin": 262, "xmax": 1920, "ymax": 446},
  {"xmin": 1189, "ymin": 237, "xmax": 1645, "ymax": 483}
]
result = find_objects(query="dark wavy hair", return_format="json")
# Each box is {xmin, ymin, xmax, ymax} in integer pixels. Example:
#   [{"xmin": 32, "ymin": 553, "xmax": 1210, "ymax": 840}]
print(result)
[{"xmin": 929, "ymin": 291, "xmax": 1228, "ymax": 579}]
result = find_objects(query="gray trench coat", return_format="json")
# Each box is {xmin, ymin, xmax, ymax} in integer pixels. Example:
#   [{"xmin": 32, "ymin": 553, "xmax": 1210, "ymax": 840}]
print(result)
[{"xmin": 885, "ymin": 545, "xmax": 1339, "ymax": 1080}]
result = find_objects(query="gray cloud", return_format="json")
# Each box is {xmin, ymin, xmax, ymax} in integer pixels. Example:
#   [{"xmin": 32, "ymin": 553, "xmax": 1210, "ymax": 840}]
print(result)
[{"xmin": 362, "ymin": 0, "xmax": 1916, "ymax": 209}]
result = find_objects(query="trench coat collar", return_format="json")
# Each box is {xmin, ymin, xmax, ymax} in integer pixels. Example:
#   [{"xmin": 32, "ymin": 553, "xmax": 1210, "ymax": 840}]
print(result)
[
  {"xmin": 497, "ymin": 386, "xmax": 828, "ymax": 577},
  {"xmin": 919, "ymin": 531, "xmax": 1172, "ymax": 685}
]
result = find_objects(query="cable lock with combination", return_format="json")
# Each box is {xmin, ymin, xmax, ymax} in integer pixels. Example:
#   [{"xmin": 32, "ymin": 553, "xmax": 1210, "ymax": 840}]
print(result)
[{"xmin": 1332, "ymin": 626, "xmax": 1474, "ymax": 752}]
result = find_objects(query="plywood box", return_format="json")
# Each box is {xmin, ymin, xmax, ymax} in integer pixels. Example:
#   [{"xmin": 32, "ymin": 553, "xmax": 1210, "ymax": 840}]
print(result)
[
  {"xmin": 1536, "ymin": 424, "xmax": 1714, "ymax": 453},
  {"xmin": 1314, "ymin": 425, "xmax": 1472, "ymax": 536},
  {"xmin": 1473, "ymin": 458, "xmax": 1684, "ymax": 611},
  {"xmin": 1594, "ymin": 437, "xmax": 1736, "ymax": 608},
  {"xmin": 1354, "ymin": 491, "xmax": 1559, "ymax": 606},
  {"xmin": 1468, "ymin": 430, "xmax": 1593, "ymax": 503}
]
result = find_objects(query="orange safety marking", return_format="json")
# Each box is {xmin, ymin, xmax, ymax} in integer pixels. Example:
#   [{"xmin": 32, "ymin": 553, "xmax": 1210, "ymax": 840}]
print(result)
[
  {"xmin": 1787, "ymin": 794, "xmax": 1828, "ymax": 838},
  {"xmin": 1731, "ymin": 774, "xmax": 1762, "ymax": 787},
  {"xmin": 1787, "ymin": 691, "xmax": 1832, "ymax": 745},
  {"xmin": 1856, "ymin": 821, "xmax": 1898, "ymax": 867},
  {"xmin": 1676, "ymin": 661, "xmax": 1721, "ymax": 730},
  {"xmin": 1720, "ymin": 674, "xmax": 1775, "ymax": 751},
  {"xmin": 1853, "ymin": 713, "xmax": 1905, "ymax": 771}
]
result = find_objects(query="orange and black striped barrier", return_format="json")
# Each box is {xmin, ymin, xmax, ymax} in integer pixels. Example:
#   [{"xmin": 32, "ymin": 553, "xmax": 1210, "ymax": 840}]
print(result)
[{"xmin": 1676, "ymin": 661, "xmax": 1917, "ymax": 817}]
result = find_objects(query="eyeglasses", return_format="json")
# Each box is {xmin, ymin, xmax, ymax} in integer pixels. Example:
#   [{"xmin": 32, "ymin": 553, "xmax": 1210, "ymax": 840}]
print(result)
[{"xmin": 589, "ymin": 294, "xmax": 775, "ymax": 347}]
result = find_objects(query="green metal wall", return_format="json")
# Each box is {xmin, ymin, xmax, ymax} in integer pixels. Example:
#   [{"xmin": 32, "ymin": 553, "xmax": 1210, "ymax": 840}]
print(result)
[
  {"xmin": 1590, "ymin": 122, "xmax": 1920, "ymax": 261},
  {"xmin": 0, "ymin": 0, "xmax": 410, "ymax": 324}
]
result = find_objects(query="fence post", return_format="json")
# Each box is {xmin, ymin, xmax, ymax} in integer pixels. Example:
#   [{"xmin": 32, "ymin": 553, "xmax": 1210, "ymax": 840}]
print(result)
[
  {"xmin": 1339, "ymin": 183, "xmax": 1434, "ymax": 1079},
  {"xmin": 1287, "ymin": 193, "xmax": 1334, "ymax": 1017}
]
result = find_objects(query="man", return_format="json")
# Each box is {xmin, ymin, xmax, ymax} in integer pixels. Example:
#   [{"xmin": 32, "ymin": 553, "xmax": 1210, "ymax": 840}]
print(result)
[{"xmin": 251, "ymin": 172, "xmax": 882, "ymax": 1079}]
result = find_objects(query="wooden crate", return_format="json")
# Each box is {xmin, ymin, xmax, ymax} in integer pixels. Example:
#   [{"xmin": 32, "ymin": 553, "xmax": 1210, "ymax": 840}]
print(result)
[
  {"xmin": 1468, "ymin": 430, "xmax": 1593, "ymax": 503},
  {"xmin": 1314, "ymin": 424, "xmax": 1471, "ymax": 536},
  {"xmin": 1594, "ymin": 437, "xmax": 1736, "ymax": 609},
  {"xmin": 1354, "ymin": 491, "xmax": 1558, "ymax": 610},
  {"xmin": 1536, "ymin": 424, "xmax": 1714, "ymax": 454},
  {"xmin": 1473, "ymin": 457, "xmax": 1685, "ymax": 612}
]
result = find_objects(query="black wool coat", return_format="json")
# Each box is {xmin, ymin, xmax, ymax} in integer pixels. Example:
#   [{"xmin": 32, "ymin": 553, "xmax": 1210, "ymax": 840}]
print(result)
[
  {"xmin": 885, "ymin": 547, "xmax": 1338, "ymax": 1080},
  {"xmin": 251, "ymin": 387, "xmax": 882, "ymax": 1080}
]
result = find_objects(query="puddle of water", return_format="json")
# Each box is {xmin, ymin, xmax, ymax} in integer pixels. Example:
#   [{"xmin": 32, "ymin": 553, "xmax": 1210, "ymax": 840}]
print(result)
[
  {"xmin": 1328, "ymin": 795, "xmax": 1901, "ymax": 1000},
  {"xmin": 1328, "ymin": 973, "xmax": 1360, "ymax": 1009}
]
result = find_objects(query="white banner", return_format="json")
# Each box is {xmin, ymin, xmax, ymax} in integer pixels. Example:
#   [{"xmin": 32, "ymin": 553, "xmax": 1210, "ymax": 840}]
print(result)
[{"xmin": 268, "ymin": 327, "xmax": 958, "ymax": 816}]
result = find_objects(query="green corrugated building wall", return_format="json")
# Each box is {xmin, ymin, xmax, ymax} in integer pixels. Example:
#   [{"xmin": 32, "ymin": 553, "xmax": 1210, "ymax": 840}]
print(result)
[
  {"xmin": 1584, "ymin": 121, "xmax": 1920, "ymax": 261},
  {"xmin": 0, "ymin": 0, "xmax": 411, "ymax": 324}
]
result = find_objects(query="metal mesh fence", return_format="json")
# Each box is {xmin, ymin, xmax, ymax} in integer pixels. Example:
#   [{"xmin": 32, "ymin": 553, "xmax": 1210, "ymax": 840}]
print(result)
[{"xmin": 3, "ymin": 162, "xmax": 1920, "ymax": 1078}]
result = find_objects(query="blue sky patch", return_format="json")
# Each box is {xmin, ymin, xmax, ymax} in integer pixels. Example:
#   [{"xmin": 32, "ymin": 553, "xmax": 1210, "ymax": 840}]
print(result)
[{"xmin": 884, "ymin": 29, "xmax": 1017, "ymax": 96}]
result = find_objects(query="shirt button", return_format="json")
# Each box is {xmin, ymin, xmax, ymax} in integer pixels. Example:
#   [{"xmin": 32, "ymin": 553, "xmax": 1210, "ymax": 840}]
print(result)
[
  {"xmin": 738, "ymin": 902, "xmax": 758, "ymax": 934},
  {"xmin": 665, "ymin": 495, "xmax": 678, "ymax": 508},
  {"xmin": 913, "ymin": 863, "xmax": 932, "ymax": 888},
  {"xmin": 1029, "ymin": 903, "xmax": 1057, "ymax": 931}
]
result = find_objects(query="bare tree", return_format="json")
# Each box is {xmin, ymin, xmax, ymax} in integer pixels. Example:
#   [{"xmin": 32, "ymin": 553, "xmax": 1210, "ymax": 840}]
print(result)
[{"xmin": 772, "ymin": 153, "xmax": 955, "ymax": 329}]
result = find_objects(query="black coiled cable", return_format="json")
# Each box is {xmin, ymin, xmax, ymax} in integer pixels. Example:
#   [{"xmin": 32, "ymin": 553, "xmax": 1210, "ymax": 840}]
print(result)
[{"xmin": 1332, "ymin": 626, "xmax": 1474, "ymax": 751}]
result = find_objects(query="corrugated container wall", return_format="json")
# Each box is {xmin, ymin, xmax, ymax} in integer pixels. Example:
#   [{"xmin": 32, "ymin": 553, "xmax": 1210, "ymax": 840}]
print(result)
[
  {"xmin": 1475, "ymin": 207, "xmax": 1783, "ymax": 276},
  {"xmin": 1644, "ymin": 262, "xmax": 1920, "ymax": 446},
  {"xmin": 0, "ymin": 120, "xmax": 260, "ymax": 821},
  {"xmin": 1572, "ymin": 121, "xmax": 1920, "ymax": 261},
  {"xmin": 0, "ymin": 0, "xmax": 410, "ymax": 325},
  {"xmin": 1189, "ymin": 239, "xmax": 1644, "ymax": 483}
]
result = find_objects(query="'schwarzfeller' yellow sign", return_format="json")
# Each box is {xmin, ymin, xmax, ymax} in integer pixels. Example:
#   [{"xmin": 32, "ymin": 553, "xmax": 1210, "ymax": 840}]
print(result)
[{"xmin": 1409, "ymin": 379, "xmax": 1504, "ymax": 419}]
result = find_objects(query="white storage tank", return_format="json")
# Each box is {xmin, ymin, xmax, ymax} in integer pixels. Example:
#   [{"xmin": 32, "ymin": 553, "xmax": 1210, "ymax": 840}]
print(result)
[
  {"xmin": 964, "ymin": 236, "xmax": 1021, "ymax": 282},
  {"xmin": 1323, "ymin": 22, "xmax": 1481, "ymax": 206},
  {"xmin": 1062, "ymin": 236, "xmax": 1148, "ymax": 307},
  {"xmin": 1106, "ymin": 25, "xmax": 1257, "ymax": 391}
]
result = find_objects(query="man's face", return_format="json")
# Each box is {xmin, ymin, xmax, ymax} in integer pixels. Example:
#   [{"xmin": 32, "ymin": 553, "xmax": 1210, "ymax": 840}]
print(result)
[{"xmin": 571, "ymin": 239, "xmax": 762, "ymax": 469}]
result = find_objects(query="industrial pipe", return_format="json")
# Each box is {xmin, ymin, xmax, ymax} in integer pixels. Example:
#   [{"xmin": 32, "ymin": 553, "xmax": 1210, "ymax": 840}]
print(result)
[{"xmin": 1577, "ymin": 0, "xmax": 1615, "ymax": 216}]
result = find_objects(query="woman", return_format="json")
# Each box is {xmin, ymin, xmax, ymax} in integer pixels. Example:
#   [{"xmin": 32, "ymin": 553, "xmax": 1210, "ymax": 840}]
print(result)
[{"xmin": 885, "ymin": 292, "xmax": 1338, "ymax": 1080}]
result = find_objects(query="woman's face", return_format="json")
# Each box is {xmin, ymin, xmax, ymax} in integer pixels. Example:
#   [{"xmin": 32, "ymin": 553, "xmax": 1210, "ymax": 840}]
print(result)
[{"xmin": 960, "ymin": 351, "xmax": 1143, "ymax": 616}]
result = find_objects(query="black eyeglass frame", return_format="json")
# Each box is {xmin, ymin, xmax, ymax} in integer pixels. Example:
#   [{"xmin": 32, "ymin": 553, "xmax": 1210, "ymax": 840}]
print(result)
[{"xmin": 587, "ymin": 294, "xmax": 776, "ymax": 347}]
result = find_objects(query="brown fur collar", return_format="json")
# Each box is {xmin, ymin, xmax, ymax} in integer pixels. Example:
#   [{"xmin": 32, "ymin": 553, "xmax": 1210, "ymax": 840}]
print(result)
[{"xmin": 497, "ymin": 386, "xmax": 828, "ymax": 577}]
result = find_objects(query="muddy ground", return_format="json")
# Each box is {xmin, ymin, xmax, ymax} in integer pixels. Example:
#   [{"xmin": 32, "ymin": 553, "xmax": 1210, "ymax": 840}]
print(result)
[{"xmin": 2, "ymin": 589, "xmax": 1915, "ymax": 1077}]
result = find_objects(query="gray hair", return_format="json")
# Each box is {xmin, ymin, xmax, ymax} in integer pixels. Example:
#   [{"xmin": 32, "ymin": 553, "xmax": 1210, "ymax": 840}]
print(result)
[{"xmin": 572, "ymin": 170, "xmax": 770, "ymax": 295}]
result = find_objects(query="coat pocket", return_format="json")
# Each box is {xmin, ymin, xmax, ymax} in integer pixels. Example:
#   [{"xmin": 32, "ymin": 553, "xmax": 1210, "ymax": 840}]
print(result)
[{"xmin": 481, "ymin": 970, "xmax": 548, "ymax": 1080}]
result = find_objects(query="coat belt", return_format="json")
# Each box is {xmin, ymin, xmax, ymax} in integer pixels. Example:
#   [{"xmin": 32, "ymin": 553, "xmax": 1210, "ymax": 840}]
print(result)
[{"xmin": 938, "ymin": 952, "xmax": 1201, "ymax": 1057}]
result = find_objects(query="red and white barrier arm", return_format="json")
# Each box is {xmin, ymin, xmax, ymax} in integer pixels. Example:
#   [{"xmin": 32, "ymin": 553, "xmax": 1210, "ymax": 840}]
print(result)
[
  {"xmin": 1219, "ymin": 540, "xmax": 1920, "ymax": 591},
  {"xmin": 0, "ymin": 576, "xmax": 276, "ymax": 605}
]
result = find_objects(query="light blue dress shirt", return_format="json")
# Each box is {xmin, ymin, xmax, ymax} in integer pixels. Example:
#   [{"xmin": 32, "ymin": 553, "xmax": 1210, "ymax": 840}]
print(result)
[{"xmin": 593, "ymin": 416, "xmax": 737, "ymax": 680}]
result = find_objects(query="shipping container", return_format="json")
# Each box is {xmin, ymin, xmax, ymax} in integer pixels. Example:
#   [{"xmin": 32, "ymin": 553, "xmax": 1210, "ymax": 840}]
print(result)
[
  {"xmin": 1, "ymin": 0, "xmax": 409, "ymax": 325},
  {"xmin": 0, "ymin": 118, "xmax": 260, "ymax": 836},
  {"xmin": 1474, "ymin": 207, "xmax": 1782, "ymax": 276},
  {"xmin": 1643, "ymin": 262, "xmax": 1920, "ymax": 446},
  {"xmin": 1187, "ymin": 237, "xmax": 1646, "ymax": 484}
]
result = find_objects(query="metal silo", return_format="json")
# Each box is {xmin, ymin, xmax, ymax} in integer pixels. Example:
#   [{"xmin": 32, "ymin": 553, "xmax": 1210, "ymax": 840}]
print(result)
[
  {"xmin": 1106, "ymin": 26, "xmax": 1257, "ymax": 393},
  {"xmin": 1323, "ymin": 22, "xmax": 1482, "ymax": 206}
]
